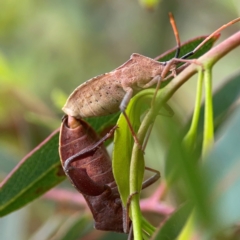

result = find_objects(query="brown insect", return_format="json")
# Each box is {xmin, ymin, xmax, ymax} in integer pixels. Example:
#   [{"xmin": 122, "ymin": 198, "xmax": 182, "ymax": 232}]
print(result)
[
  {"xmin": 62, "ymin": 53, "xmax": 166, "ymax": 118},
  {"xmin": 62, "ymin": 15, "xmax": 240, "ymax": 120},
  {"xmin": 59, "ymin": 115, "xmax": 126, "ymax": 232},
  {"xmin": 59, "ymin": 115, "xmax": 160, "ymax": 234}
]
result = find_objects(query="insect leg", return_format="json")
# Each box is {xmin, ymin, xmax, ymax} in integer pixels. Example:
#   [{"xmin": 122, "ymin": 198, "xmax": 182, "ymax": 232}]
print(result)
[
  {"xmin": 151, "ymin": 57, "xmax": 202, "ymax": 108},
  {"xmin": 120, "ymin": 87, "xmax": 133, "ymax": 112},
  {"xmin": 120, "ymin": 88, "xmax": 142, "ymax": 149},
  {"xmin": 142, "ymin": 75, "xmax": 161, "ymax": 89},
  {"xmin": 64, "ymin": 117, "xmax": 117, "ymax": 171},
  {"xmin": 122, "ymin": 111, "xmax": 142, "ymax": 148},
  {"xmin": 127, "ymin": 224, "xmax": 134, "ymax": 240},
  {"xmin": 141, "ymin": 104, "xmax": 173, "ymax": 150},
  {"xmin": 122, "ymin": 166, "xmax": 160, "ymax": 234},
  {"xmin": 140, "ymin": 75, "xmax": 162, "ymax": 111},
  {"xmin": 142, "ymin": 167, "xmax": 160, "ymax": 190},
  {"xmin": 67, "ymin": 167, "xmax": 108, "ymax": 196},
  {"xmin": 122, "ymin": 191, "xmax": 138, "ymax": 234}
]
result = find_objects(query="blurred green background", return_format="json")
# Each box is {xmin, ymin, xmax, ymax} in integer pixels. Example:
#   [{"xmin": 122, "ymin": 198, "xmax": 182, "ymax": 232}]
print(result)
[{"xmin": 0, "ymin": 0, "xmax": 240, "ymax": 239}]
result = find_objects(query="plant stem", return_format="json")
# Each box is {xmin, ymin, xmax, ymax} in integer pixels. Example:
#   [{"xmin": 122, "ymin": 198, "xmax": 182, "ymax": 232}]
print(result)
[
  {"xmin": 130, "ymin": 143, "xmax": 144, "ymax": 240},
  {"xmin": 130, "ymin": 193, "xmax": 142, "ymax": 239},
  {"xmin": 142, "ymin": 216, "xmax": 156, "ymax": 234},
  {"xmin": 202, "ymin": 68, "xmax": 214, "ymax": 157},
  {"xmin": 164, "ymin": 31, "xmax": 240, "ymax": 101},
  {"xmin": 183, "ymin": 69, "xmax": 204, "ymax": 149}
]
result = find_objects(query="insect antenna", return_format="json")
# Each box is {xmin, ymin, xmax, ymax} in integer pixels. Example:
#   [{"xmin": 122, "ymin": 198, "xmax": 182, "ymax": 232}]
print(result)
[
  {"xmin": 150, "ymin": 13, "xmax": 181, "ymax": 106},
  {"xmin": 180, "ymin": 16, "xmax": 240, "ymax": 60},
  {"xmin": 169, "ymin": 12, "xmax": 181, "ymax": 59}
]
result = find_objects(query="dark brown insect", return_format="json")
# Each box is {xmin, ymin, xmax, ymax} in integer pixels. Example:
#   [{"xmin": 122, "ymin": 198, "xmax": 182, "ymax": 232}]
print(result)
[
  {"xmin": 59, "ymin": 115, "xmax": 128, "ymax": 233},
  {"xmin": 59, "ymin": 115, "xmax": 160, "ymax": 234}
]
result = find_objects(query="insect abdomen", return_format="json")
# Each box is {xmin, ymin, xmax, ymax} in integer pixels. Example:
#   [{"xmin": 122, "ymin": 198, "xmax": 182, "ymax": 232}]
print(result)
[{"xmin": 62, "ymin": 73, "xmax": 125, "ymax": 118}]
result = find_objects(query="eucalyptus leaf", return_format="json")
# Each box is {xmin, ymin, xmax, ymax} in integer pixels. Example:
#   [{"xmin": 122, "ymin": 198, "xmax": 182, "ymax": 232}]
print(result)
[
  {"xmin": 151, "ymin": 202, "xmax": 193, "ymax": 240},
  {"xmin": 156, "ymin": 35, "xmax": 219, "ymax": 62},
  {"xmin": 0, "ymin": 130, "xmax": 64, "ymax": 217},
  {"xmin": 165, "ymin": 72, "xmax": 240, "ymax": 182},
  {"xmin": 57, "ymin": 214, "xmax": 93, "ymax": 240},
  {"xmin": 164, "ymin": 72, "xmax": 240, "ymax": 236},
  {"xmin": 113, "ymin": 89, "xmax": 154, "ymax": 206},
  {"xmin": 202, "ymin": 104, "xmax": 240, "ymax": 231}
]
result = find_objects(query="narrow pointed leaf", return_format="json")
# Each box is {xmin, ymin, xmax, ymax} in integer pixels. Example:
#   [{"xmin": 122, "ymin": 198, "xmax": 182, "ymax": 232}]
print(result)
[
  {"xmin": 0, "ymin": 130, "xmax": 64, "ymax": 217},
  {"xmin": 113, "ymin": 89, "xmax": 154, "ymax": 206},
  {"xmin": 155, "ymin": 34, "xmax": 220, "ymax": 62},
  {"xmin": 202, "ymin": 105, "xmax": 240, "ymax": 230},
  {"xmin": 151, "ymin": 202, "xmax": 193, "ymax": 240}
]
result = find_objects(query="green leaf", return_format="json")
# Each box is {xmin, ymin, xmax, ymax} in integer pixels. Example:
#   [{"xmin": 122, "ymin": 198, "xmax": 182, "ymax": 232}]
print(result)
[
  {"xmin": 85, "ymin": 113, "xmax": 120, "ymax": 135},
  {"xmin": 202, "ymin": 104, "xmax": 240, "ymax": 231},
  {"xmin": 165, "ymin": 131, "xmax": 212, "ymax": 224},
  {"xmin": 0, "ymin": 130, "xmax": 65, "ymax": 217},
  {"xmin": 208, "ymin": 71, "xmax": 240, "ymax": 131},
  {"xmin": 155, "ymin": 35, "xmax": 220, "ymax": 62},
  {"xmin": 164, "ymin": 72, "xmax": 240, "ymax": 235},
  {"xmin": 58, "ymin": 214, "xmax": 93, "ymax": 240},
  {"xmin": 151, "ymin": 202, "xmax": 193, "ymax": 240},
  {"xmin": 112, "ymin": 89, "xmax": 154, "ymax": 206},
  {"xmin": 187, "ymin": 71, "xmax": 240, "ymax": 152},
  {"xmin": 166, "ymin": 72, "xmax": 240, "ymax": 182}
]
